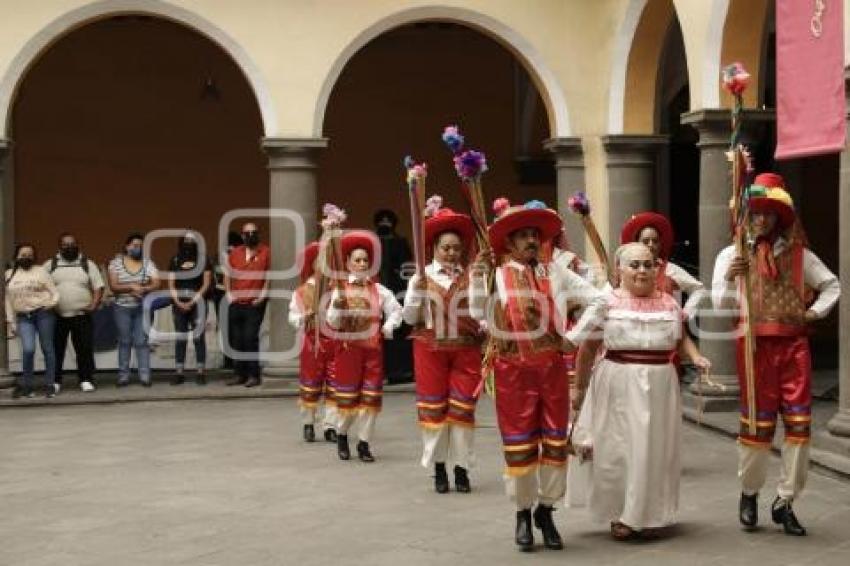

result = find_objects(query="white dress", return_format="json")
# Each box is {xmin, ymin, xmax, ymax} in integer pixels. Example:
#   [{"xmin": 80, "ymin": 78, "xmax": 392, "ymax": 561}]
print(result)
[{"xmin": 569, "ymin": 289, "xmax": 684, "ymax": 529}]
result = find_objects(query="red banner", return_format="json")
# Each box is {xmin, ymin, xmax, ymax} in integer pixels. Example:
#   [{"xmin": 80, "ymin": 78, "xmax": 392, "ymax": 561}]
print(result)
[{"xmin": 775, "ymin": 0, "xmax": 846, "ymax": 160}]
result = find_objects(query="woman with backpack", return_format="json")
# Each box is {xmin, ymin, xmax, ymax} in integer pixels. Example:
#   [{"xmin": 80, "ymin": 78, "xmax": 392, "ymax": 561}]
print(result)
[
  {"xmin": 167, "ymin": 231, "xmax": 212, "ymax": 385},
  {"xmin": 4, "ymin": 243, "xmax": 60, "ymax": 398},
  {"xmin": 108, "ymin": 233, "xmax": 160, "ymax": 387}
]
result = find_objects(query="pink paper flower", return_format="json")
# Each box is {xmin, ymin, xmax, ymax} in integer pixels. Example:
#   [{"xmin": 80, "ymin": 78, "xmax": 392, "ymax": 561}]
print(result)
[
  {"xmin": 321, "ymin": 203, "xmax": 347, "ymax": 229},
  {"xmin": 441, "ymin": 125, "xmax": 465, "ymax": 154},
  {"xmin": 424, "ymin": 195, "xmax": 443, "ymax": 218},
  {"xmin": 404, "ymin": 156, "xmax": 428, "ymax": 185},
  {"xmin": 567, "ymin": 192, "xmax": 590, "ymax": 217},
  {"xmin": 493, "ymin": 197, "xmax": 511, "ymax": 218},
  {"xmin": 722, "ymin": 62, "xmax": 750, "ymax": 96}
]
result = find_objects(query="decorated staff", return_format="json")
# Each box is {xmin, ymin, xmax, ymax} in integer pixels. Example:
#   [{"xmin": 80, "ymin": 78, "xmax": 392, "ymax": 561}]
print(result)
[
  {"xmin": 722, "ymin": 62, "xmax": 757, "ymax": 437},
  {"xmin": 441, "ymin": 125, "xmax": 490, "ymax": 253},
  {"xmin": 314, "ymin": 204, "xmax": 347, "ymax": 346},
  {"xmin": 404, "ymin": 156, "xmax": 431, "ymax": 328},
  {"xmin": 566, "ymin": 191, "xmax": 613, "ymax": 285}
]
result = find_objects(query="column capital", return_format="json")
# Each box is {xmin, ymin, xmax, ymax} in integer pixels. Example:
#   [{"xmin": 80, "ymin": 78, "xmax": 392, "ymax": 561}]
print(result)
[
  {"xmin": 681, "ymin": 108, "xmax": 774, "ymax": 148},
  {"xmin": 601, "ymin": 134, "xmax": 668, "ymax": 167},
  {"xmin": 261, "ymin": 137, "xmax": 328, "ymax": 170}
]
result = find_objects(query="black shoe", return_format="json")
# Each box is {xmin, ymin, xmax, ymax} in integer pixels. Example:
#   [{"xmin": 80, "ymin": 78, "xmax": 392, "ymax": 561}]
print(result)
[
  {"xmin": 171, "ymin": 375, "xmax": 185, "ymax": 386},
  {"xmin": 303, "ymin": 424, "xmax": 316, "ymax": 443},
  {"xmin": 356, "ymin": 441, "xmax": 375, "ymax": 463},
  {"xmin": 226, "ymin": 376, "xmax": 247, "ymax": 386},
  {"xmin": 771, "ymin": 497, "xmax": 807, "ymax": 536},
  {"xmin": 244, "ymin": 377, "xmax": 261, "ymax": 388},
  {"xmin": 44, "ymin": 386, "xmax": 55, "ymax": 399},
  {"xmin": 434, "ymin": 463, "xmax": 449, "ymax": 494},
  {"xmin": 324, "ymin": 429, "xmax": 338, "ymax": 443},
  {"xmin": 337, "ymin": 434, "xmax": 350, "ymax": 461},
  {"xmin": 515, "ymin": 509, "xmax": 534, "ymax": 552},
  {"xmin": 739, "ymin": 492, "xmax": 758, "ymax": 529},
  {"xmin": 533, "ymin": 504, "xmax": 564, "ymax": 550},
  {"xmin": 141, "ymin": 379, "xmax": 153, "ymax": 388},
  {"xmin": 454, "ymin": 465, "xmax": 471, "ymax": 493}
]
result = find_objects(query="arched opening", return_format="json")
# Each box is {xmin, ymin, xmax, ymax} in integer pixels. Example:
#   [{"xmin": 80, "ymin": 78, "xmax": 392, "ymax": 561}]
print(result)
[
  {"xmin": 318, "ymin": 22, "xmax": 555, "ymax": 236},
  {"xmin": 10, "ymin": 15, "xmax": 267, "ymax": 264}
]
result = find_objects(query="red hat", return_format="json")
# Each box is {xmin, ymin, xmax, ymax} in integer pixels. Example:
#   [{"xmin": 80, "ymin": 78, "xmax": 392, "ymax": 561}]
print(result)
[
  {"xmin": 341, "ymin": 230, "xmax": 380, "ymax": 268},
  {"xmin": 424, "ymin": 208, "xmax": 475, "ymax": 252},
  {"xmin": 620, "ymin": 212, "xmax": 675, "ymax": 259},
  {"xmin": 747, "ymin": 173, "xmax": 796, "ymax": 230},
  {"xmin": 487, "ymin": 198, "xmax": 562, "ymax": 256},
  {"xmin": 298, "ymin": 242, "xmax": 320, "ymax": 282}
]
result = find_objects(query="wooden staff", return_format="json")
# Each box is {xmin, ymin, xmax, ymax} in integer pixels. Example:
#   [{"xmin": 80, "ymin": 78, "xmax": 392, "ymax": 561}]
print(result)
[
  {"xmin": 404, "ymin": 158, "xmax": 432, "ymax": 329},
  {"xmin": 567, "ymin": 192, "xmax": 614, "ymax": 286}
]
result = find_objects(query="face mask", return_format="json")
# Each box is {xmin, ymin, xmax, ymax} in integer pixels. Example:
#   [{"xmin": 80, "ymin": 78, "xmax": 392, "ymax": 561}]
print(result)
[
  {"xmin": 376, "ymin": 225, "xmax": 392, "ymax": 236},
  {"xmin": 60, "ymin": 246, "xmax": 79, "ymax": 261},
  {"xmin": 127, "ymin": 248, "xmax": 143, "ymax": 260},
  {"xmin": 16, "ymin": 257, "xmax": 34, "ymax": 270},
  {"xmin": 243, "ymin": 233, "xmax": 260, "ymax": 247},
  {"xmin": 180, "ymin": 242, "xmax": 198, "ymax": 257}
]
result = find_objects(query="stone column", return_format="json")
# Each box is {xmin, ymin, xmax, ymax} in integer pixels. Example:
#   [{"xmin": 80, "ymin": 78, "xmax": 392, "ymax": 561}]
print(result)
[
  {"xmin": 601, "ymin": 135, "xmax": 668, "ymax": 254},
  {"xmin": 260, "ymin": 138, "xmax": 327, "ymax": 384},
  {"xmin": 680, "ymin": 109, "xmax": 773, "ymax": 410},
  {"xmin": 824, "ymin": 72, "xmax": 850, "ymax": 447},
  {"xmin": 0, "ymin": 139, "xmax": 11, "ymax": 384},
  {"xmin": 544, "ymin": 137, "xmax": 586, "ymax": 258}
]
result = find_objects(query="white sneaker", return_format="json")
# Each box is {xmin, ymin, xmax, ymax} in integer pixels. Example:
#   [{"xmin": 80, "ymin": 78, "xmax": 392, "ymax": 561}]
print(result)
[
  {"xmin": 53, "ymin": 383, "xmax": 61, "ymax": 395},
  {"xmin": 80, "ymin": 381, "xmax": 95, "ymax": 392}
]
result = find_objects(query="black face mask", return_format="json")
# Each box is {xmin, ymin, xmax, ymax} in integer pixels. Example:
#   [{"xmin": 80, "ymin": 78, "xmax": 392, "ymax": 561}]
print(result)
[
  {"xmin": 180, "ymin": 242, "xmax": 198, "ymax": 257},
  {"xmin": 376, "ymin": 225, "xmax": 393, "ymax": 237},
  {"xmin": 243, "ymin": 233, "xmax": 260, "ymax": 247},
  {"xmin": 60, "ymin": 246, "xmax": 79, "ymax": 261},
  {"xmin": 16, "ymin": 258, "xmax": 34, "ymax": 270}
]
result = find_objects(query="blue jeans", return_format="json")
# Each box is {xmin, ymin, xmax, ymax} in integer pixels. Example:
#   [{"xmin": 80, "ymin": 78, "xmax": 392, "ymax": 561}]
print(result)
[
  {"xmin": 172, "ymin": 302, "xmax": 207, "ymax": 368},
  {"xmin": 113, "ymin": 304, "xmax": 151, "ymax": 383},
  {"xmin": 16, "ymin": 308, "xmax": 57, "ymax": 391}
]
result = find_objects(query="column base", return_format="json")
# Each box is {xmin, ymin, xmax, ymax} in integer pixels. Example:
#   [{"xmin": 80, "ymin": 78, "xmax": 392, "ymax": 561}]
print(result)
[
  {"xmin": 261, "ymin": 362, "xmax": 300, "ymax": 388},
  {"xmin": 813, "ymin": 428, "xmax": 850, "ymax": 476},
  {"xmin": 681, "ymin": 376, "xmax": 740, "ymax": 412},
  {"xmin": 827, "ymin": 408, "xmax": 850, "ymax": 437}
]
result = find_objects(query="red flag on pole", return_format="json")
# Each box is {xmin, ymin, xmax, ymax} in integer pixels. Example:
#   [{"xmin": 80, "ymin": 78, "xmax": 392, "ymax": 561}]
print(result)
[{"xmin": 775, "ymin": 0, "xmax": 846, "ymax": 160}]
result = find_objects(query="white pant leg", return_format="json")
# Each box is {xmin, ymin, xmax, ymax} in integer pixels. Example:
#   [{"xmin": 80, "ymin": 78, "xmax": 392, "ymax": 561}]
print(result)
[
  {"xmin": 448, "ymin": 424, "xmax": 474, "ymax": 470},
  {"xmin": 538, "ymin": 464, "xmax": 567, "ymax": 507},
  {"xmin": 322, "ymin": 403, "xmax": 339, "ymax": 431},
  {"xmin": 300, "ymin": 405, "xmax": 317, "ymax": 425},
  {"xmin": 506, "ymin": 472, "xmax": 538, "ymax": 510},
  {"xmin": 420, "ymin": 426, "xmax": 450, "ymax": 468},
  {"xmin": 338, "ymin": 411, "xmax": 356, "ymax": 435},
  {"xmin": 357, "ymin": 410, "xmax": 377, "ymax": 443},
  {"xmin": 738, "ymin": 443, "xmax": 770, "ymax": 496},
  {"xmin": 777, "ymin": 441, "xmax": 809, "ymax": 500}
]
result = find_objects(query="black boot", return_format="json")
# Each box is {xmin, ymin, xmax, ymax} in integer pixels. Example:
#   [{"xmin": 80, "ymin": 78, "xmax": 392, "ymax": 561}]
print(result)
[
  {"xmin": 771, "ymin": 496, "xmax": 807, "ymax": 536},
  {"xmin": 454, "ymin": 465, "xmax": 471, "ymax": 493},
  {"xmin": 434, "ymin": 463, "xmax": 449, "ymax": 494},
  {"xmin": 324, "ymin": 428, "xmax": 338, "ymax": 443},
  {"xmin": 739, "ymin": 492, "xmax": 758, "ymax": 529},
  {"xmin": 515, "ymin": 509, "xmax": 534, "ymax": 552},
  {"xmin": 337, "ymin": 434, "xmax": 350, "ymax": 461},
  {"xmin": 356, "ymin": 440, "xmax": 375, "ymax": 463},
  {"xmin": 303, "ymin": 424, "xmax": 316, "ymax": 443},
  {"xmin": 533, "ymin": 504, "xmax": 564, "ymax": 550}
]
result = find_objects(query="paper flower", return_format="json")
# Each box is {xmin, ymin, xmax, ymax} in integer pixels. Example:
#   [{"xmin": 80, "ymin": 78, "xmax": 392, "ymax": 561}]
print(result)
[
  {"xmin": 524, "ymin": 200, "xmax": 547, "ymax": 210},
  {"xmin": 321, "ymin": 203, "xmax": 347, "ymax": 229},
  {"xmin": 404, "ymin": 156, "xmax": 428, "ymax": 186},
  {"xmin": 567, "ymin": 191, "xmax": 590, "ymax": 217},
  {"xmin": 722, "ymin": 62, "xmax": 750, "ymax": 96},
  {"xmin": 441, "ymin": 125, "xmax": 465, "ymax": 154},
  {"xmin": 493, "ymin": 197, "xmax": 511, "ymax": 218},
  {"xmin": 424, "ymin": 195, "xmax": 443, "ymax": 218},
  {"xmin": 453, "ymin": 149, "xmax": 488, "ymax": 180}
]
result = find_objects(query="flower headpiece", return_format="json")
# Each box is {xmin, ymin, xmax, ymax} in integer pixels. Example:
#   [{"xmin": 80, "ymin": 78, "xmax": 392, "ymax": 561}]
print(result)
[
  {"xmin": 321, "ymin": 203, "xmax": 347, "ymax": 230},
  {"xmin": 722, "ymin": 62, "xmax": 750, "ymax": 96},
  {"xmin": 424, "ymin": 195, "xmax": 443, "ymax": 219}
]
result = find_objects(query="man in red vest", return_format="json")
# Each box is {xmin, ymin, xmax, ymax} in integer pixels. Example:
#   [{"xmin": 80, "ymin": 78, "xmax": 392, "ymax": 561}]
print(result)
[{"xmin": 712, "ymin": 173, "xmax": 839, "ymax": 536}]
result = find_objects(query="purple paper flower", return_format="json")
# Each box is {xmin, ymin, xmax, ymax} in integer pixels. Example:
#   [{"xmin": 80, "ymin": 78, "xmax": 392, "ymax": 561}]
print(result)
[
  {"xmin": 453, "ymin": 149, "xmax": 488, "ymax": 180},
  {"xmin": 567, "ymin": 191, "xmax": 590, "ymax": 216},
  {"xmin": 442, "ymin": 125, "xmax": 465, "ymax": 154}
]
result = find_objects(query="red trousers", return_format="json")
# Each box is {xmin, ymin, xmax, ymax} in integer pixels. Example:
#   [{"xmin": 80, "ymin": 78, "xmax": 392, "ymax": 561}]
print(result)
[
  {"xmin": 736, "ymin": 335, "xmax": 812, "ymax": 447},
  {"xmin": 413, "ymin": 340, "xmax": 481, "ymax": 429},
  {"xmin": 333, "ymin": 342, "xmax": 384, "ymax": 414},
  {"xmin": 494, "ymin": 352, "xmax": 569, "ymax": 476},
  {"xmin": 299, "ymin": 336, "xmax": 336, "ymax": 408}
]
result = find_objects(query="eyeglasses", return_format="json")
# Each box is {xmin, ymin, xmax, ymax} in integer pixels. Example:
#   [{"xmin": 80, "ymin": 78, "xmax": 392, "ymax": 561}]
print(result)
[{"xmin": 626, "ymin": 260, "xmax": 656, "ymax": 271}]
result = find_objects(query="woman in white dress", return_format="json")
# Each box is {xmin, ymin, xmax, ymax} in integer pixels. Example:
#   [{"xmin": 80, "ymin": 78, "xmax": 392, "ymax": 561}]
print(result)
[{"xmin": 569, "ymin": 242, "xmax": 710, "ymax": 540}]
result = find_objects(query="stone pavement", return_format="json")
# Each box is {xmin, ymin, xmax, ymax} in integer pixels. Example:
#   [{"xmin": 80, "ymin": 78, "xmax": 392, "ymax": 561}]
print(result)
[{"xmin": 1, "ymin": 395, "xmax": 849, "ymax": 566}]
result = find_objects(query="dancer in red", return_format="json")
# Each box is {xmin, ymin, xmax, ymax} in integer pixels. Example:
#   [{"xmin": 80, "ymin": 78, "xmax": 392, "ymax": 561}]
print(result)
[
  {"xmin": 288, "ymin": 241, "xmax": 338, "ymax": 443},
  {"xmin": 402, "ymin": 197, "xmax": 482, "ymax": 493},
  {"xmin": 712, "ymin": 173, "xmax": 839, "ymax": 536},
  {"xmin": 471, "ymin": 198, "xmax": 602, "ymax": 552},
  {"xmin": 327, "ymin": 230, "xmax": 402, "ymax": 462},
  {"xmin": 620, "ymin": 211, "xmax": 703, "ymax": 317}
]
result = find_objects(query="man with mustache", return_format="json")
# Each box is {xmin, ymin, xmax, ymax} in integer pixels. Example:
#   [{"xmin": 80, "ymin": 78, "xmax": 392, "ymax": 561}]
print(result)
[
  {"xmin": 712, "ymin": 173, "xmax": 839, "ymax": 536},
  {"xmin": 471, "ymin": 198, "xmax": 603, "ymax": 552}
]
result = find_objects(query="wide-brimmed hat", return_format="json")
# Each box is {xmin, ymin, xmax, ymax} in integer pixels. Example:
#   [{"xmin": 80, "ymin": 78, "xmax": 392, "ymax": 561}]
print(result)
[
  {"xmin": 299, "ymin": 241, "xmax": 320, "ymax": 282},
  {"xmin": 424, "ymin": 207, "xmax": 475, "ymax": 252},
  {"xmin": 487, "ymin": 198, "xmax": 562, "ymax": 255},
  {"xmin": 341, "ymin": 230, "xmax": 380, "ymax": 267},
  {"xmin": 747, "ymin": 173, "xmax": 796, "ymax": 230},
  {"xmin": 620, "ymin": 212, "xmax": 675, "ymax": 260}
]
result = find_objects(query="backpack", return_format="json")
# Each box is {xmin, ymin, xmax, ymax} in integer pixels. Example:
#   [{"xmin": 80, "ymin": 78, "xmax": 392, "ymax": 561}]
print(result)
[{"xmin": 49, "ymin": 254, "xmax": 90, "ymax": 276}]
